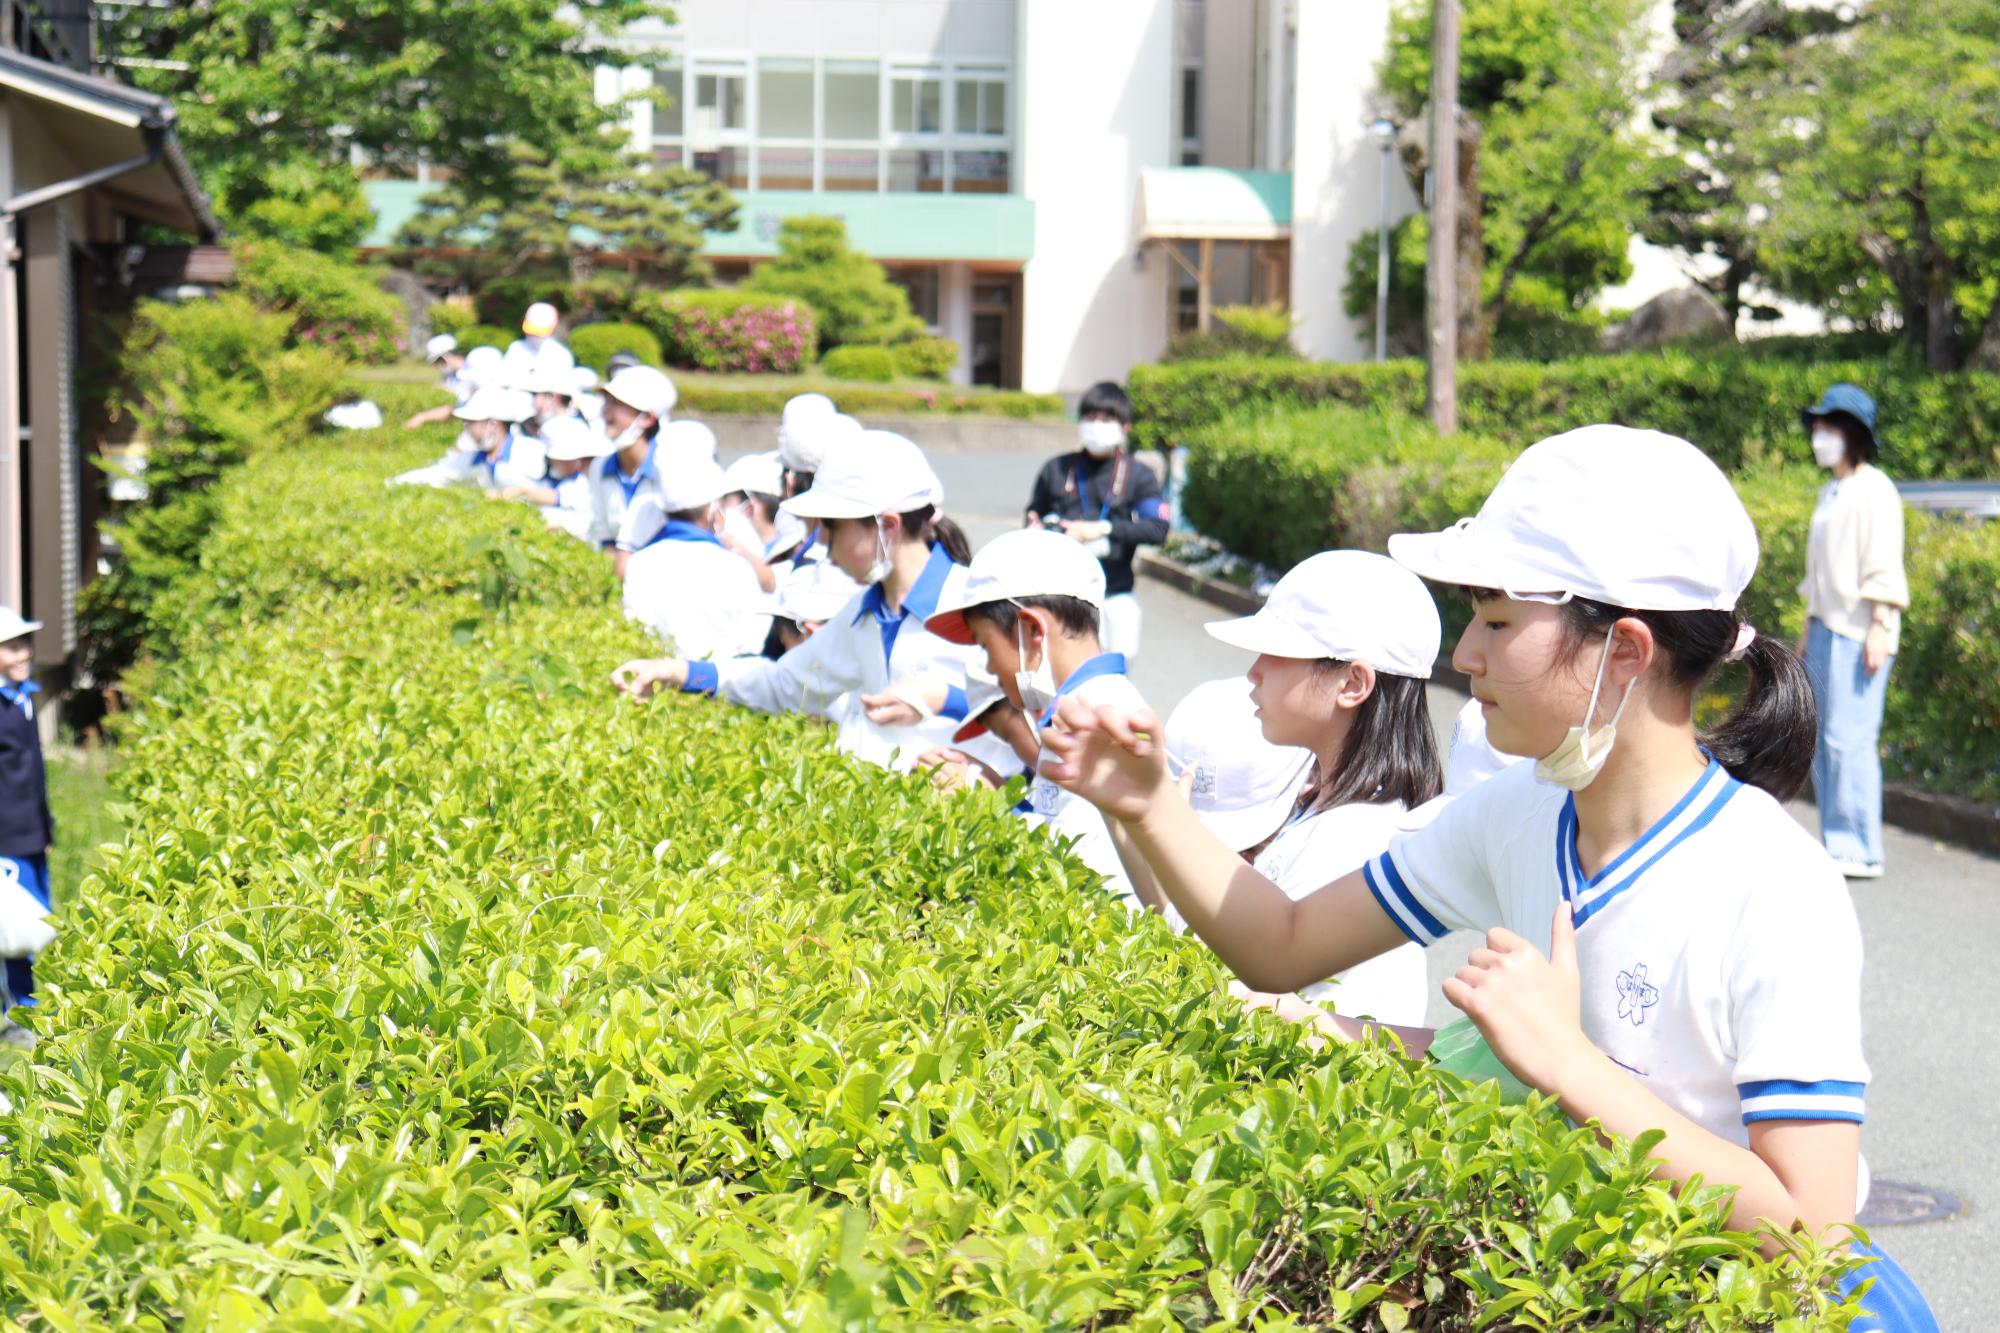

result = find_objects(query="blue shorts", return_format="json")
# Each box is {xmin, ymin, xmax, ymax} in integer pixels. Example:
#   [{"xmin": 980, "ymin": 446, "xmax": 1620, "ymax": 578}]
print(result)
[
  {"xmin": 1, "ymin": 853, "xmax": 49, "ymax": 1009},
  {"xmin": 1841, "ymin": 1242, "xmax": 1939, "ymax": 1332}
]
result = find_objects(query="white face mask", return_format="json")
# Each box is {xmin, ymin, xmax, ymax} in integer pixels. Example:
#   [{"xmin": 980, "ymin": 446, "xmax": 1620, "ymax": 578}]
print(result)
[
  {"xmin": 1810, "ymin": 427, "xmax": 1846, "ymax": 469},
  {"xmin": 864, "ymin": 518, "xmax": 893, "ymax": 585},
  {"xmin": 1079, "ymin": 420, "xmax": 1124, "ymax": 457},
  {"xmin": 1013, "ymin": 608, "xmax": 1059, "ymax": 720},
  {"xmin": 1534, "ymin": 623, "xmax": 1634, "ymax": 792}
]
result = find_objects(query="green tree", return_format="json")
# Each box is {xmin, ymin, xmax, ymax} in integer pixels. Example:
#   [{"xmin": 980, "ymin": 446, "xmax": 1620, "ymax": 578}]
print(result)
[
  {"xmin": 1756, "ymin": 0, "xmax": 2000, "ymax": 371},
  {"xmin": 741, "ymin": 217, "xmax": 925, "ymax": 349},
  {"xmin": 1361, "ymin": 0, "xmax": 1664, "ymax": 356},
  {"xmin": 97, "ymin": 0, "xmax": 667, "ymax": 243},
  {"xmin": 395, "ymin": 133, "xmax": 737, "ymax": 307}
]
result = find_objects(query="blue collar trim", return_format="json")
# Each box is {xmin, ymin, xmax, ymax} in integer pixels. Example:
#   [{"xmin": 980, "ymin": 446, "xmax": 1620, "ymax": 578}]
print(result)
[
  {"xmin": 1557, "ymin": 757, "xmax": 1743, "ymax": 928},
  {"xmin": 640, "ymin": 519, "xmax": 724, "ymax": 551},
  {"xmin": 1038, "ymin": 652, "xmax": 1128, "ymax": 727},
  {"xmin": 851, "ymin": 543, "xmax": 960, "ymax": 667}
]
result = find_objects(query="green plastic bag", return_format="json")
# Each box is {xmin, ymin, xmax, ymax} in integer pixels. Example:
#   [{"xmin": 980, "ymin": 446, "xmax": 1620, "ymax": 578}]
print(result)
[{"xmin": 1428, "ymin": 1017, "xmax": 1535, "ymax": 1104}]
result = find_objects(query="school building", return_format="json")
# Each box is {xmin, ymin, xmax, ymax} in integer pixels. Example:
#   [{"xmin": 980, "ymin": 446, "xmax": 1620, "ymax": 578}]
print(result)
[{"xmin": 364, "ymin": 0, "xmax": 1416, "ymax": 396}]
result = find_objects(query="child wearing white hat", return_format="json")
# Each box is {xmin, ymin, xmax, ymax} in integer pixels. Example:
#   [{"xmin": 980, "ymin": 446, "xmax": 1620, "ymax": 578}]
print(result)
[
  {"xmin": 612, "ymin": 420, "xmax": 720, "ymax": 569},
  {"xmin": 775, "ymin": 402, "xmax": 861, "ymax": 568},
  {"xmin": 583, "ymin": 366, "xmax": 678, "ymax": 549},
  {"xmin": 500, "ymin": 415, "xmax": 612, "ymax": 540},
  {"xmin": 389, "ymin": 386, "xmax": 541, "ymax": 490},
  {"xmin": 919, "ymin": 528, "xmax": 1150, "ymax": 906},
  {"xmin": 610, "ymin": 431, "xmax": 996, "ymax": 773},
  {"xmin": 0, "ymin": 607, "xmax": 56, "ymax": 1049},
  {"xmin": 1039, "ymin": 425, "xmax": 1936, "ymax": 1330},
  {"xmin": 621, "ymin": 457, "xmax": 769, "ymax": 662},
  {"xmin": 400, "ymin": 334, "xmax": 469, "ymax": 429}
]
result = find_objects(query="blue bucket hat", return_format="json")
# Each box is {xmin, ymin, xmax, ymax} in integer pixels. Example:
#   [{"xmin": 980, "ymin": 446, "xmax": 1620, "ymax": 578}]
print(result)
[{"xmin": 1802, "ymin": 383, "xmax": 1880, "ymax": 450}]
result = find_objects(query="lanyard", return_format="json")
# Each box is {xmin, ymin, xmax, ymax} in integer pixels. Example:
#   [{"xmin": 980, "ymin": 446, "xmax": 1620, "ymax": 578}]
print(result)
[{"xmin": 1066, "ymin": 453, "xmax": 1129, "ymax": 522}]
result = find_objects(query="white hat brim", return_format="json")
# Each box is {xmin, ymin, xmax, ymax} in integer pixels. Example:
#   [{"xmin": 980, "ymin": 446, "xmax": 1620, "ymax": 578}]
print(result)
[
  {"xmin": 1204, "ymin": 612, "xmax": 1331, "ymax": 660},
  {"xmin": 779, "ymin": 491, "xmax": 877, "ymax": 520}
]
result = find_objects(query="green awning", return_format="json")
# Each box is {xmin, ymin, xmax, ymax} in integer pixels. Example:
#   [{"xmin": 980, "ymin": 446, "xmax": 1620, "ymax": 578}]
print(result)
[
  {"xmin": 360, "ymin": 181, "xmax": 1034, "ymax": 264},
  {"xmin": 1135, "ymin": 167, "xmax": 1291, "ymax": 242}
]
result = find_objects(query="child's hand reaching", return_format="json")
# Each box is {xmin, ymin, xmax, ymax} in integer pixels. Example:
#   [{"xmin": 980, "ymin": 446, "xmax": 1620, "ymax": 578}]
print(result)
[
  {"xmin": 609, "ymin": 658, "xmax": 688, "ymax": 700},
  {"xmin": 1036, "ymin": 697, "xmax": 1172, "ymax": 823},
  {"xmin": 1442, "ymin": 905, "xmax": 1592, "ymax": 1096}
]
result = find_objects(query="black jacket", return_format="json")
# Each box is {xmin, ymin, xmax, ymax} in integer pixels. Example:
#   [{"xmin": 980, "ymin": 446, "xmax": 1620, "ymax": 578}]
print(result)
[
  {"xmin": 0, "ymin": 696, "xmax": 51, "ymax": 858},
  {"xmin": 1024, "ymin": 450, "xmax": 1170, "ymax": 596}
]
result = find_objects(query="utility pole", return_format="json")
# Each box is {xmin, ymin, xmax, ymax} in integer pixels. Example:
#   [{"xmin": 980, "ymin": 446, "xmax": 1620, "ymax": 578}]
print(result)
[{"xmin": 1426, "ymin": 0, "xmax": 1459, "ymax": 433}]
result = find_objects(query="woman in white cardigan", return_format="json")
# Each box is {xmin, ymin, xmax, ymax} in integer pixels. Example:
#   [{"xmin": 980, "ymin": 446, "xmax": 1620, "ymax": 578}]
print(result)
[{"xmin": 1797, "ymin": 384, "xmax": 1909, "ymax": 879}]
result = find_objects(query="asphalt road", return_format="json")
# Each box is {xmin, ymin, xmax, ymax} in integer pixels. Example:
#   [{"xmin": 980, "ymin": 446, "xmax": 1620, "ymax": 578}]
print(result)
[{"xmin": 913, "ymin": 446, "xmax": 1996, "ymax": 1328}]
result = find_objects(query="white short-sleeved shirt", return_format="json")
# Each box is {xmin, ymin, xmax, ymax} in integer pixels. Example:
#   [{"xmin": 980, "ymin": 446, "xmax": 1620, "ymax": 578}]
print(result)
[
  {"xmin": 1254, "ymin": 800, "xmax": 1436, "ymax": 1026},
  {"xmin": 622, "ymin": 525, "xmax": 769, "ymax": 661},
  {"xmin": 479, "ymin": 428, "xmax": 547, "ymax": 493},
  {"xmin": 1444, "ymin": 698, "xmax": 1523, "ymax": 798},
  {"xmin": 1363, "ymin": 758, "xmax": 1870, "ymax": 1153},
  {"xmin": 587, "ymin": 442, "xmax": 665, "ymax": 548},
  {"xmin": 1022, "ymin": 656, "xmax": 1148, "ymax": 902},
  {"xmin": 545, "ymin": 470, "xmax": 595, "ymax": 540}
]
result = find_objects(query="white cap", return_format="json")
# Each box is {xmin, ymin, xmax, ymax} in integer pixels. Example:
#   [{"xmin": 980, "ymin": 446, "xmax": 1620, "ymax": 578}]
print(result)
[
  {"xmin": 452, "ymin": 385, "xmax": 535, "ymax": 424},
  {"xmin": 924, "ymin": 528, "xmax": 1106, "ymax": 645},
  {"xmin": 1166, "ymin": 677, "xmax": 1315, "ymax": 854},
  {"xmin": 540, "ymin": 415, "xmax": 613, "ymax": 462},
  {"xmin": 1206, "ymin": 550, "xmax": 1441, "ymax": 679},
  {"xmin": 778, "ymin": 398, "xmax": 852, "ymax": 474},
  {"xmin": 522, "ymin": 302, "xmax": 560, "ymax": 337},
  {"xmin": 602, "ymin": 365, "xmax": 678, "ymax": 419},
  {"xmin": 777, "ymin": 392, "xmax": 837, "ymax": 463},
  {"xmin": 656, "ymin": 456, "xmax": 731, "ymax": 514},
  {"xmin": 424, "ymin": 333, "xmax": 458, "ymax": 363},
  {"xmin": 0, "ymin": 605, "xmax": 43, "ymax": 643},
  {"xmin": 723, "ymin": 450, "xmax": 785, "ymax": 498},
  {"xmin": 460, "ymin": 345, "xmax": 505, "ymax": 387},
  {"xmin": 781, "ymin": 430, "xmax": 941, "ymax": 521},
  {"xmin": 570, "ymin": 365, "xmax": 600, "ymax": 393},
  {"xmin": 515, "ymin": 359, "xmax": 576, "ymax": 397},
  {"xmin": 1388, "ymin": 425, "xmax": 1758, "ymax": 612},
  {"xmin": 773, "ymin": 560, "xmax": 865, "ymax": 625},
  {"xmin": 657, "ymin": 419, "xmax": 717, "ymax": 462}
]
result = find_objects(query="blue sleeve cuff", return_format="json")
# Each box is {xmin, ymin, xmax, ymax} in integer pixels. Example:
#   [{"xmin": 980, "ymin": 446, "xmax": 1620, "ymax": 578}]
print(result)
[
  {"xmin": 1737, "ymin": 1079, "xmax": 1866, "ymax": 1125},
  {"xmin": 681, "ymin": 660, "xmax": 719, "ymax": 695},
  {"xmin": 1361, "ymin": 854, "xmax": 1447, "ymax": 946},
  {"xmin": 939, "ymin": 685, "xmax": 969, "ymax": 721}
]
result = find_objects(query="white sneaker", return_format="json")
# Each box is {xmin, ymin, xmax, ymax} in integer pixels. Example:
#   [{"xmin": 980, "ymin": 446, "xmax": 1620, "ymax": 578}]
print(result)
[{"xmin": 1831, "ymin": 858, "xmax": 1885, "ymax": 880}]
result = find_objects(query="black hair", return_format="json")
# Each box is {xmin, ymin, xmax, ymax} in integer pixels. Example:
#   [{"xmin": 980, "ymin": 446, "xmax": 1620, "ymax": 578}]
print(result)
[
  {"xmin": 1078, "ymin": 381, "xmax": 1133, "ymax": 425},
  {"xmin": 1815, "ymin": 412, "xmax": 1878, "ymax": 466},
  {"xmin": 963, "ymin": 594, "xmax": 1102, "ymax": 640},
  {"xmin": 1551, "ymin": 597, "xmax": 1816, "ymax": 800},
  {"xmin": 784, "ymin": 469, "xmax": 814, "ymax": 496},
  {"xmin": 666, "ymin": 505, "xmax": 713, "ymax": 524},
  {"xmin": 900, "ymin": 506, "xmax": 972, "ymax": 564}
]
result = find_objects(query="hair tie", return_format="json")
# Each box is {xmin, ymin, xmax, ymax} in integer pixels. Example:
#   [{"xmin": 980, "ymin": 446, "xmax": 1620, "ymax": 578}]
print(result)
[{"xmin": 1726, "ymin": 622, "xmax": 1757, "ymax": 662}]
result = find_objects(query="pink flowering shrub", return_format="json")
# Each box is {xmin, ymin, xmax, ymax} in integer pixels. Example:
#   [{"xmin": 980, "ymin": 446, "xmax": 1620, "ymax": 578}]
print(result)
[{"xmin": 644, "ymin": 290, "xmax": 817, "ymax": 374}]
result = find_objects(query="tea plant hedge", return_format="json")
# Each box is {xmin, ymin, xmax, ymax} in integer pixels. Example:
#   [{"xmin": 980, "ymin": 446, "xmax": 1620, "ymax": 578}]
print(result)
[{"xmin": 0, "ymin": 421, "xmax": 1864, "ymax": 1325}]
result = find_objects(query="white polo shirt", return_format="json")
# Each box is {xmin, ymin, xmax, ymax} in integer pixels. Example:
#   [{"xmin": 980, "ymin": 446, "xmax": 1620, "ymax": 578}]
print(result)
[
  {"xmin": 682, "ymin": 544, "xmax": 1000, "ymax": 772},
  {"xmin": 545, "ymin": 470, "xmax": 595, "ymax": 540},
  {"xmin": 1363, "ymin": 758, "xmax": 1870, "ymax": 1154},
  {"xmin": 586, "ymin": 441, "xmax": 666, "ymax": 548},
  {"xmin": 1021, "ymin": 654, "xmax": 1148, "ymax": 903},
  {"xmin": 622, "ymin": 523, "xmax": 768, "ymax": 661},
  {"xmin": 1444, "ymin": 698, "xmax": 1523, "ymax": 798},
  {"xmin": 1254, "ymin": 799, "xmax": 1435, "ymax": 1026},
  {"xmin": 479, "ymin": 428, "xmax": 547, "ymax": 492}
]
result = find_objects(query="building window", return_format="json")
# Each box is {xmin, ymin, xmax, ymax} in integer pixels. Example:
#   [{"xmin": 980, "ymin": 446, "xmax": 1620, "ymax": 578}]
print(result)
[
  {"xmin": 823, "ymin": 146, "xmax": 880, "ymax": 192},
  {"xmin": 954, "ymin": 64, "xmax": 1007, "ymax": 137},
  {"xmin": 654, "ymin": 59, "xmax": 685, "ymax": 138},
  {"xmin": 754, "ymin": 145, "xmax": 814, "ymax": 190},
  {"xmin": 887, "ymin": 148, "xmax": 946, "ymax": 193},
  {"xmin": 823, "ymin": 60, "xmax": 880, "ymax": 140},
  {"xmin": 1180, "ymin": 66, "xmax": 1202, "ymax": 164},
  {"xmin": 757, "ymin": 57, "xmax": 814, "ymax": 139},
  {"xmin": 949, "ymin": 150, "xmax": 1009, "ymax": 194},
  {"xmin": 693, "ymin": 147, "xmax": 749, "ymax": 189},
  {"xmin": 890, "ymin": 67, "xmax": 944, "ymax": 135},
  {"xmin": 693, "ymin": 67, "xmax": 748, "ymax": 134}
]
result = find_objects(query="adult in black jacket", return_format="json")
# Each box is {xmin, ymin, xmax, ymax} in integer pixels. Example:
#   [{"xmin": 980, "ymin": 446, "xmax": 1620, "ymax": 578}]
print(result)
[
  {"xmin": 0, "ymin": 608, "xmax": 52, "ymax": 1042},
  {"xmin": 1024, "ymin": 382, "xmax": 1169, "ymax": 658}
]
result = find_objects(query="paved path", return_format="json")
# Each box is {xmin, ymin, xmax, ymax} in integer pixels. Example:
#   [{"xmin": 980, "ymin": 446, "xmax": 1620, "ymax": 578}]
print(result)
[{"xmin": 736, "ymin": 445, "xmax": 1996, "ymax": 1326}]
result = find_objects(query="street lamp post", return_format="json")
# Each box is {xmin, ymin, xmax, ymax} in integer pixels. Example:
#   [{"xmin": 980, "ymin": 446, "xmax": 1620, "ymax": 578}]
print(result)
[{"xmin": 1370, "ymin": 117, "xmax": 1397, "ymax": 363}]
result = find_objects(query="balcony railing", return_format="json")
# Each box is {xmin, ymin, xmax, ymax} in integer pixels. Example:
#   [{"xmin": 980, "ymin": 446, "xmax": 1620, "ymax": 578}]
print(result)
[{"xmin": 4, "ymin": 0, "xmax": 95, "ymax": 75}]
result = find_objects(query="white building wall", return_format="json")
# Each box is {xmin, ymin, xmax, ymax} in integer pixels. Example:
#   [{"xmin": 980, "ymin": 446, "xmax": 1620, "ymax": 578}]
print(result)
[
  {"xmin": 1016, "ymin": 0, "xmax": 1175, "ymax": 397},
  {"xmin": 1288, "ymin": 0, "xmax": 1413, "ymax": 362}
]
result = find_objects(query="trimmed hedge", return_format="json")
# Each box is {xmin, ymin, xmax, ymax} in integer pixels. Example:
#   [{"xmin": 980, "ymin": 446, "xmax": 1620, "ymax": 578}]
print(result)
[
  {"xmin": 0, "ymin": 422, "xmax": 1861, "ymax": 1323},
  {"xmin": 820, "ymin": 345, "xmax": 898, "ymax": 383},
  {"xmin": 642, "ymin": 289, "xmax": 816, "ymax": 374},
  {"xmin": 676, "ymin": 383, "xmax": 1064, "ymax": 420},
  {"xmin": 454, "ymin": 323, "xmax": 514, "ymax": 354},
  {"xmin": 1184, "ymin": 403, "xmax": 2000, "ymax": 802},
  {"xmin": 1131, "ymin": 353, "xmax": 2000, "ymax": 479},
  {"xmin": 232, "ymin": 241, "xmax": 404, "ymax": 364},
  {"xmin": 568, "ymin": 321, "xmax": 664, "ymax": 374},
  {"xmin": 893, "ymin": 336, "xmax": 960, "ymax": 381}
]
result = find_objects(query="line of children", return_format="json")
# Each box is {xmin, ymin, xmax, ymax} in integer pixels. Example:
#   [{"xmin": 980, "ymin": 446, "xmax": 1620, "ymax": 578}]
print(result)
[{"xmin": 1035, "ymin": 425, "xmax": 1936, "ymax": 1330}]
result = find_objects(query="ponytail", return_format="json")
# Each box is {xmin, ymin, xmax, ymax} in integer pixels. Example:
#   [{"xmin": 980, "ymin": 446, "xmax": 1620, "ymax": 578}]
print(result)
[
  {"xmin": 901, "ymin": 506, "xmax": 972, "ymax": 564},
  {"xmin": 1558, "ymin": 602, "xmax": 1817, "ymax": 801}
]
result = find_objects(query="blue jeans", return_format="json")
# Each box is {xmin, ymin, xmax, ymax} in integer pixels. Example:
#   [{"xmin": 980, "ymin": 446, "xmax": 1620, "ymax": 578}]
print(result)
[
  {"xmin": 1, "ymin": 853, "xmax": 49, "ymax": 1008},
  {"xmin": 1841, "ymin": 1242, "xmax": 1940, "ymax": 1331},
  {"xmin": 1805, "ymin": 619, "xmax": 1892, "ymax": 866}
]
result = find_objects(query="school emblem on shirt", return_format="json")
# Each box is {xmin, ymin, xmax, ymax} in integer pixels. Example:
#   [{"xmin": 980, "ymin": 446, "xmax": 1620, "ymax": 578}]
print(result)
[
  {"xmin": 1031, "ymin": 776, "xmax": 1066, "ymax": 817},
  {"xmin": 1615, "ymin": 964, "xmax": 1660, "ymax": 1026}
]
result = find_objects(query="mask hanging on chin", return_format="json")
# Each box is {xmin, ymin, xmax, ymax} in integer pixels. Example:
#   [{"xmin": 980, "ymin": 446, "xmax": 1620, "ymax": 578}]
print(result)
[
  {"xmin": 864, "ymin": 518, "xmax": 894, "ymax": 585},
  {"xmin": 1535, "ymin": 622, "xmax": 1634, "ymax": 791},
  {"xmin": 1079, "ymin": 420, "xmax": 1124, "ymax": 457},
  {"xmin": 1013, "ymin": 610, "xmax": 1058, "ymax": 719},
  {"xmin": 1810, "ymin": 427, "xmax": 1846, "ymax": 469}
]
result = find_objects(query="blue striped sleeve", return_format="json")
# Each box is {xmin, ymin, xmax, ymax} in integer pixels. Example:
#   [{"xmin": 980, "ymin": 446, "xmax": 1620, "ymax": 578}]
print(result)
[
  {"xmin": 1737, "ymin": 1078, "xmax": 1866, "ymax": 1125},
  {"xmin": 681, "ymin": 660, "xmax": 719, "ymax": 695},
  {"xmin": 939, "ymin": 685, "xmax": 969, "ymax": 721},
  {"xmin": 1362, "ymin": 853, "xmax": 1449, "ymax": 946}
]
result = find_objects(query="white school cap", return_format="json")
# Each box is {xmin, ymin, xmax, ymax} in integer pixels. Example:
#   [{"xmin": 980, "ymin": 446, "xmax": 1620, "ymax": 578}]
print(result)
[
  {"xmin": 656, "ymin": 456, "xmax": 731, "ymax": 514},
  {"xmin": 1387, "ymin": 425, "xmax": 1758, "ymax": 612},
  {"xmin": 924, "ymin": 528, "xmax": 1105, "ymax": 645},
  {"xmin": 570, "ymin": 365, "xmax": 600, "ymax": 394},
  {"xmin": 521, "ymin": 302, "xmax": 560, "ymax": 337},
  {"xmin": 1206, "ymin": 550, "xmax": 1441, "ymax": 679},
  {"xmin": 540, "ymin": 415, "xmax": 613, "ymax": 462},
  {"xmin": 658, "ymin": 419, "xmax": 718, "ymax": 462},
  {"xmin": 1166, "ymin": 676, "xmax": 1315, "ymax": 854},
  {"xmin": 779, "ymin": 401, "xmax": 857, "ymax": 475},
  {"xmin": 423, "ymin": 333, "xmax": 458, "ymax": 363},
  {"xmin": 515, "ymin": 359, "xmax": 576, "ymax": 397},
  {"xmin": 602, "ymin": 365, "xmax": 678, "ymax": 419},
  {"xmin": 0, "ymin": 606, "xmax": 43, "ymax": 643},
  {"xmin": 460, "ymin": 345, "xmax": 505, "ymax": 387},
  {"xmin": 723, "ymin": 450, "xmax": 785, "ymax": 497},
  {"xmin": 773, "ymin": 560, "xmax": 866, "ymax": 625},
  {"xmin": 452, "ymin": 386, "xmax": 534, "ymax": 424},
  {"xmin": 781, "ymin": 430, "xmax": 941, "ymax": 521}
]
